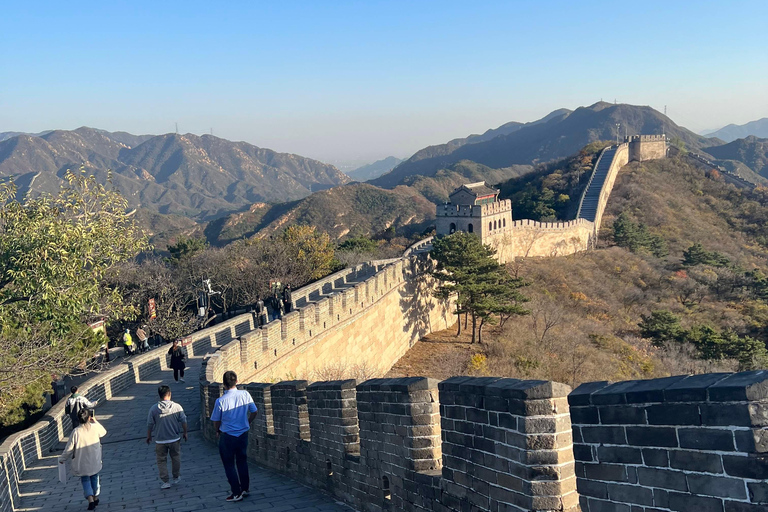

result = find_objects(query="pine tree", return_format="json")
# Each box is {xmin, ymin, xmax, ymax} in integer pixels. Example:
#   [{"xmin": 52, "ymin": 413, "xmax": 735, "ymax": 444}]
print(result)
[{"xmin": 430, "ymin": 232, "xmax": 528, "ymax": 343}]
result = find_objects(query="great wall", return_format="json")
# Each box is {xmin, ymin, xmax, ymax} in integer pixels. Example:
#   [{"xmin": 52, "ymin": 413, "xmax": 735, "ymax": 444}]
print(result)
[{"xmin": 2, "ymin": 134, "xmax": 766, "ymax": 512}]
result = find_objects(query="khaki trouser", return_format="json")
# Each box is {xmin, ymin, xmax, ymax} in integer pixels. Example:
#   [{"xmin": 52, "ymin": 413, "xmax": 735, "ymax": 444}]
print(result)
[{"xmin": 155, "ymin": 440, "xmax": 181, "ymax": 482}]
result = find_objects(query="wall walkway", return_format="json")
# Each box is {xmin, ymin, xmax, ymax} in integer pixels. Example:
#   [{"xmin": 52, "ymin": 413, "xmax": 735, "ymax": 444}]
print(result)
[
  {"xmin": 488, "ymin": 142, "xmax": 632, "ymax": 262},
  {"xmin": 1, "ymin": 350, "xmax": 350, "ymax": 511}
]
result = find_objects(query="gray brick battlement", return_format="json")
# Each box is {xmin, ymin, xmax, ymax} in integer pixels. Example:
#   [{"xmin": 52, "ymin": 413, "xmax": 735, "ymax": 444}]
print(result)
[
  {"xmin": 196, "ymin": 371, "xmax": 768, "ymax": 512},
  {"xmin": 569, "ymin": 371, "xmax": 768, "ymax": 511},
  {"xmin": 201, "ymin": 376, "xmax": 580, "ymax": 512}
]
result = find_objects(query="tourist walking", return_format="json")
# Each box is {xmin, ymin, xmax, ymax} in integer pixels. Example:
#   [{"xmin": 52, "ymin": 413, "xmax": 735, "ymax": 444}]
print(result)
[
  {"xmin": 58, "ymin": 409, "xmax": 107, "ymax": 510},
  {"xmin": 65, "ymin": 386, "xmax": 98, "ymax": 427},
  {"xmin": 168, "ymin": 339, "xmax": 186, "ymax": 383},
  {"xmin": 146, "ymin": 385, "xmax": 188, "ymax": 489},
  {"xmin": 136, "ymin": 325, "xmax": 150, "ymax": 353},
  {"xmin": 210, "ymin": 371, "xmax": 258, "ymax": 502}
]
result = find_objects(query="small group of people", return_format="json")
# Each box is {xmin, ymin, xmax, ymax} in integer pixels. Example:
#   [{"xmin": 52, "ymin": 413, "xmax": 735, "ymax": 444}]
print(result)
[
  {"xmin": 122, "ymin": 325, "xmax": 150, "ymax": 356},
  {"xmin": 253, "ymin": 284, "xmax": 293, "ymax": 327},
  {"xmin": 58, "ymin": 369, "xmax": 257, "ymax": 508}
]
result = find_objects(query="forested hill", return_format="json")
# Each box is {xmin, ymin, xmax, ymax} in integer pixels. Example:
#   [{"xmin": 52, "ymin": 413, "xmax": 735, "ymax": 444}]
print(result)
[
  {"xmin": 203, "ymin": 183, "xmax": 436, "ymax": 245},
  {"xmin": 0, "ymin": 127, "xmax": 349, "ymax": 219},
  {"xmin": 372, "ymin": 102, "xmax": 715, "ymax": 189},
  {"xmin": 704, "ymin": 135, "xmax": 768, "ymax": 178},
  {"xmin": 490, "ymin": 154, "xmax": 768, "ymax": 385}
]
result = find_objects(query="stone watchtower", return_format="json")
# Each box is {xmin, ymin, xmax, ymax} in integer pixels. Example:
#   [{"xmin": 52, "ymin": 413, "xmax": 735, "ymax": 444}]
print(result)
[
  {"xmin": 435, "ymin": 182, "xmax": 513, "ymax": 246},
  {"xmin": 627, "ymin": 134, "xmax": 667, "ymax": 161}
]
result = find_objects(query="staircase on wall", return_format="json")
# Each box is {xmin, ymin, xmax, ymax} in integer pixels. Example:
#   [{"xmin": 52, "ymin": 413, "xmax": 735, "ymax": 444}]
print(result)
[{"xmin": 577, "ymin": 146, "xmax": 616, "ymax": 222}]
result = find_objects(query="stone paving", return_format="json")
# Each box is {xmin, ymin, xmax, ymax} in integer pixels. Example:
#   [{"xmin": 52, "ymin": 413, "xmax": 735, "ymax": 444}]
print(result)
[{"xmin": 16, "ymin": 354, "xmax": 352, "ymax": 512}]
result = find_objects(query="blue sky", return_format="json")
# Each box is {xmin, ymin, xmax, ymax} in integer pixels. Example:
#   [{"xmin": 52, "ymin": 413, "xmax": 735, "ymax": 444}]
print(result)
[{"xmin": 1, "ymin": 1, "xmax": 766, "ymax": 165}]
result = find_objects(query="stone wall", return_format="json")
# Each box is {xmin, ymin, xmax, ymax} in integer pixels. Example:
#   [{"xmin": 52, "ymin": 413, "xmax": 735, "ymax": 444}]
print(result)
[
  {"xmin": 200, "ymin": 376, "xmax": 578, "ymax": 512},
  {"xmin": 569, "ymin": 372, "xmax": 768, "ymax": 512},
  {"xmin": 202, "ymin": 252, "xmax": 454, "ymax": 384},
  {"xmin": 490, "ymin": 219, "xmax": 595, "ymax": 263},
  {"xmin": 592, "ymin": 143, "xmax": 629, "ymax": 233}
]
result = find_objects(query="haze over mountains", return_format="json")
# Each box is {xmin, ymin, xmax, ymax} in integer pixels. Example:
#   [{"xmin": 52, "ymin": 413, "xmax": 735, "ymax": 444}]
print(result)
[
  {"xmin": 0, "ymin": 127, "xmax": 348, "ymax": 219},
  {"xmin": 703, "ymin": 118, "xmax": 768, "ymax": 142},
  {"xmin": 347, "ymin": 156, "xmax": 403, "ymax": 181},
  {"xmin": 5, "ymin": 102, "xmax": 768, "ymax": 250}
]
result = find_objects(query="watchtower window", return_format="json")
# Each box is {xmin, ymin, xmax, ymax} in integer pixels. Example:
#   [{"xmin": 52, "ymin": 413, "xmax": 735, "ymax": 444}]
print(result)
[
  {"xmin": 503, "ymin": 218, "xmax": 506, "ymax": 227},
  {"xmin": 493, "ymin": 220, "xmax": 497, "ymax": 230},
  {"xmin": 449, "ymin": 222, "xmax": 456, "ymax": 234},
  {"xmin": 489, "ymin": 221, "xmax": 492, "ymax": 231},
  {"xmin": 468, "ymin": 223, "xmax": 473, "ymax": 233}
]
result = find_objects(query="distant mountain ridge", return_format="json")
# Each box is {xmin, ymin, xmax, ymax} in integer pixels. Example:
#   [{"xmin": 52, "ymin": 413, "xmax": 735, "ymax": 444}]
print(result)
[
  {"xmin": 704, "ymin": 118, "xmax": 768, "ymax": 142},
  {"xmin": 704, "ymin": 136, "xmax": 768, "ymax": 178},
  {"xmin": 347, "ymin": 156, "xmax": 403, "ymax": 181},
  {"xmin": 0, "ymin": 127, "xmax": 349, "ymax": 220},
  {"xmin": 372, "ymin": 102, "xmax": 715, "ymax": 188}
]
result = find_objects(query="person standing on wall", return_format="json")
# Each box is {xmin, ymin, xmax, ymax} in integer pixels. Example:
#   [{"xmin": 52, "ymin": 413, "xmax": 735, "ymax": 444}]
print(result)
[
  {"xmin": 168, "ymin": 339, "xmax": 186, "ymax": 383},
  {"xmin": 123, "ymin": 328, "xmax": 134, "ymax": 356},
  {"xmin": 136, "ymin": 325, "xmax": 150, "ymax": 353},
  {"xmin": 59, "ymin": 409, "xmax": 107, "ymax": 510},
  {"xmin": 283, "ymin": 285, "xmax": 292, "ymax": 314},
  {"xmin": 210, "ymin": 371, "xmax": 258, "ymax": 502},
  {"xmin": 146, "ymin": 385, "xmax": 188, "ymax": 489}
]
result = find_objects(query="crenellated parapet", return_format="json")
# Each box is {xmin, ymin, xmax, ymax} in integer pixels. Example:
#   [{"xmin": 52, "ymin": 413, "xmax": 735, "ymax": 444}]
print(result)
[
  {"xmin": 201, "ymin": 241, "xmax": 453, "ymax": 384},
  {"xmin": 569, "ymin": 371, "xmax": 768, "ymax": 511},
  {"xmin": 200, "ymin": 376, "xmax": 579, "ymax": 512}
]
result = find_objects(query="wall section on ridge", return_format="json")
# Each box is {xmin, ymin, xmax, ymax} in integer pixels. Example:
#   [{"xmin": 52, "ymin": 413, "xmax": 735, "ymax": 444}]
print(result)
[{"xmin": 202, "ymin": 251, "xmax": 454, "ymax": 384}]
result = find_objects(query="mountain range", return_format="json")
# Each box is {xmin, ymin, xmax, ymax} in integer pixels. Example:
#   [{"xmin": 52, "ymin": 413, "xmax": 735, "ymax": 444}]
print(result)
[
  {"xmin": 703, "ymin": 118, "xmax": 768, "ymax": 142},
  {"xmin": 6, "ymin": 102, "xmax": 767, "ymax": 251},
  {"xmin": 0, "ymin": 127, "xmax": 348, "ymax": 219},
  {"xmin": 347, "ymin": 156, "xmax": 403, "ymax": 181},
  {"xmin": 704, "ymin": 136, "xmax": 768, "ymax": 178},
  {"xmin": 371, "ymin": 102, "xmax": 717, "ymax": 188}
]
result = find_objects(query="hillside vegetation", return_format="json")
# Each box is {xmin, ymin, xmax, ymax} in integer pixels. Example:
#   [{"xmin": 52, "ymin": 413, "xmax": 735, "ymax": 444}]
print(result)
[
  {"xmin": 392, "ymin": 155, "xmax": 768, "ymax": 386},
  {"xmin": 204, "ymin": 183, "xmax": 436, "ymax": 244},
  {"xmin": 705, "ymin": 135, "xmax": 768, "ymax": 177}
]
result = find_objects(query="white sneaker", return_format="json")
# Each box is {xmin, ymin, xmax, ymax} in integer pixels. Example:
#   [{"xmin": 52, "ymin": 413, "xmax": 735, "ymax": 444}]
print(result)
[
  {"xmin": 179, "ymin": 378, "xmax": 185, "ymax": 383},
  {"xmin": 172, "ymin": 476, "xmax": 181, "ymax": 484},
  {"xmin": 161, "ymin": 482, "xmax": 171, "ymax": 489}
]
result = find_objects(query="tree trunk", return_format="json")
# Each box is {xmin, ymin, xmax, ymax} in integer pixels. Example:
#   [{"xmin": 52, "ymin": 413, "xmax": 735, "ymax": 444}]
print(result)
[
  {"xmin": 478, "ymin": 317, "xmax": 486, "ymax": 344},
  {"xmin": 456, "ymin": 312, "xmax": 462, "ymax": 336},
  {"xmin": 464, "ymin": 312, "xmax": 469, "ymax": 330},
  {"xmin": 471, "ymin": 312, "xmax": 477, "ymax": 344}
]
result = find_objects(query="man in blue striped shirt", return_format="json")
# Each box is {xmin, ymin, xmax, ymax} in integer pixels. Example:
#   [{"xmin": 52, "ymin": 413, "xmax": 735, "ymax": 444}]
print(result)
[{"xmin": 210, "ymin": 371, "xmax": 258, "ymax": 502}]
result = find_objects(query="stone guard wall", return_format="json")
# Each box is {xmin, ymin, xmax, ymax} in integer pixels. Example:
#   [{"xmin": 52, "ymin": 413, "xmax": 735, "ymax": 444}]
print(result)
[
  {"xmin": 569, "ymin": 371, "xmax": 768, "ymax": 512},
  {"xmin": 202, "ymin": 253, "xmax": 453, "ymax": 384},
  {"xmin": 200, "ymin": 376, "xmax": 579, "ymax": 512}
]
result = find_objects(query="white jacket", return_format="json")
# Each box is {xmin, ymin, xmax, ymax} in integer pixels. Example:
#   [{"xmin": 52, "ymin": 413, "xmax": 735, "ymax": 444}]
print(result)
[{"xmin": 59, "ymin": 421, "xmax": 107, "ymax": 477}]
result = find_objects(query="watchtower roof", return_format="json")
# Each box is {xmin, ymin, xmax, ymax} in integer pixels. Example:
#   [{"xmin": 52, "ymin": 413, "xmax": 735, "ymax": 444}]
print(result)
[
  {"xmin": 450, "ymin": 181, "xmax": 499, "ymax": 199},
  {"xmin": 447, "ymin": 182, "xmax": 500, "ymax": 206}
]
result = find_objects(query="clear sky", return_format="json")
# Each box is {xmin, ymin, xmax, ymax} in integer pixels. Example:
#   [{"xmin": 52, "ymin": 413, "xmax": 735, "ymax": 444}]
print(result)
[{"xmin": 1, "ymin": 1, "xmax": 766, "ymax": 166}]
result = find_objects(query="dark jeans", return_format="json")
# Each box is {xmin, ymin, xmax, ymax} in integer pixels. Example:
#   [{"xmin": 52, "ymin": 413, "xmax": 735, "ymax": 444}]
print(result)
[
  {"xmin": 218, "ymin": 432, "xmax": 249, "ymax": 495},
  {"xmin": 173, "ymin": 368, "xmax": 184, "ymax": 381}
]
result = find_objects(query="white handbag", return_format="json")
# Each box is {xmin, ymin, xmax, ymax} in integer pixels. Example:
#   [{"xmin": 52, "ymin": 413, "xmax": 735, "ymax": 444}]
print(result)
[{"xmin": 58, "ymin": 462, "xmax": 67, "ymax": 484}]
